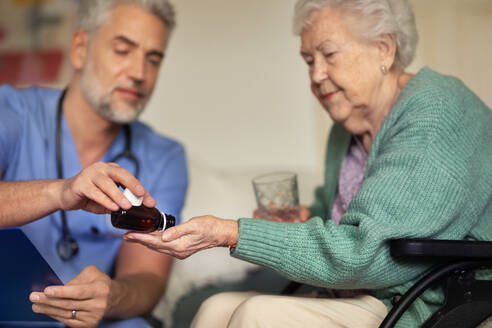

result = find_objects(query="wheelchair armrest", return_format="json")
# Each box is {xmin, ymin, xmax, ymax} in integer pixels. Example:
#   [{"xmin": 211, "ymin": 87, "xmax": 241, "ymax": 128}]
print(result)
[
  {"xmin": 390, "ymin": 239, "xmax": 492, "ymax": 259},
  {"xmin": 381, "ymin": 239, "xmax": 492, "ymax": 328}
]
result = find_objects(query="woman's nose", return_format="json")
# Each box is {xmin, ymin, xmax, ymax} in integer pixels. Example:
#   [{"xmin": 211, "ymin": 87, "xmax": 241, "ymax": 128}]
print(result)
[{"xmin": 311, "ymin": 60, "xmax": 328, "ymax": 84}]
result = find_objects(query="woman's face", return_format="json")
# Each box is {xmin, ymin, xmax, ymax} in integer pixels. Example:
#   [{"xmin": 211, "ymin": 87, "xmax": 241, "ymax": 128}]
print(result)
[{"xmin": 300, "ymin": 7, "xmax": 385, "ymax": 131}]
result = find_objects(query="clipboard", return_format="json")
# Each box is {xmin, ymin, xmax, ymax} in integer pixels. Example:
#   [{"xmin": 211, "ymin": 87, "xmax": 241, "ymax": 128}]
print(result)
[{"xmin": 0, "ymin": 228, "xmax": 64, "ymax": 326}]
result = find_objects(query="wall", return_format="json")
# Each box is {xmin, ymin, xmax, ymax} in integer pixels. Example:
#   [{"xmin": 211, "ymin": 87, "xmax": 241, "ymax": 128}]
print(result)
[
  {"xmin": 143, "ymin": 0, "xmax": 318, "ymax": 172},
  {"xmin": 409, "ymin": 0, "xmax": 492, "ymax": 107}
]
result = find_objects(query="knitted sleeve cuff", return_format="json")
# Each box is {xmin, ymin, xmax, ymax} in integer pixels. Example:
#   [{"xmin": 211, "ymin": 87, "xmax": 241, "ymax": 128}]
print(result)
[{"xmin": 231, "ymin": 218, "xmax": 292, "ymax": 269}]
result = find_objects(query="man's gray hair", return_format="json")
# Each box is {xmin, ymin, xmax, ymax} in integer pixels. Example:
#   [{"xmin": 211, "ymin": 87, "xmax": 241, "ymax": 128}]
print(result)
[
  {"xmin": 77, "ymin": 0, "xmax": 176, "ymax": 36},
  {"xmin": 293, "ymin": 0, "xmax": 418, "ymax": 69}
]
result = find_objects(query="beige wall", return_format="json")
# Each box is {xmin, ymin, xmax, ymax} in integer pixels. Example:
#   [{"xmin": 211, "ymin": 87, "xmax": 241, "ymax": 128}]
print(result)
[
  {"xmin": 140, "ymin": 0, "xmax": 492, "ymax": 206},
  {"xmin": 409, "ymin": 0, "xmax": 492, "ymax": 107},
  {"xmin": 143, "ymin": 0, "xmax": 317, "ymax": 172}
]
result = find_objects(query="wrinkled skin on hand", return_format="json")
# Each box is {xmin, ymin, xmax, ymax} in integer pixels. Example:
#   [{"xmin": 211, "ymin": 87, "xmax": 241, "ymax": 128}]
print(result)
[
  {"xmin": 30, "ymin": 266, "xmax": 112, "ymax": 328},
  {"xmin": 123, "ymin": 207, "xmax": 312, "ymax": 260},
  {"xmin": 123, "ymin": 215, "xmax": 239, "ymax": 260}
]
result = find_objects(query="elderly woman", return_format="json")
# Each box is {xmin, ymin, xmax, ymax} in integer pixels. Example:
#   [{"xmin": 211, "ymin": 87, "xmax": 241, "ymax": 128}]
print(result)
[{"xmin": 125, "ymin": 0, "xmax": 492, "ymax": 327}]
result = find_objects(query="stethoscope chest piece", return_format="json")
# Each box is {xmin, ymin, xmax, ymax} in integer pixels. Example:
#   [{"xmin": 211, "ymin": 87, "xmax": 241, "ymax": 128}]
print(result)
[{"xmin": 56, "ymin": 235, "xmax": 79, "ymax": 261}]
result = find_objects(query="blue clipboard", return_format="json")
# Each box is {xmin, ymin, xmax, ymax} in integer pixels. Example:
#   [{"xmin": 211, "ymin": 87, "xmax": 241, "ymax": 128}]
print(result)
[{"xmin": 0, "ymin": 228, "xmax": 63, "ymax": 326}]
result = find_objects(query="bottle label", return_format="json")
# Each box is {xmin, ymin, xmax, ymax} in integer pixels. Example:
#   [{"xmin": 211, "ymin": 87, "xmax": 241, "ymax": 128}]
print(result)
[{"xmin": 159, "ymin": 211, "xmax": 166, "ymax": 231}]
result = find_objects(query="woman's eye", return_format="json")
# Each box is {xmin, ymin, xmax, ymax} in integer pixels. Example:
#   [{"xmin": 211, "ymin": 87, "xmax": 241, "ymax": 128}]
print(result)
[{"xmin": 324, "ymin": 51, "xmax": 338, "ymax": 60}]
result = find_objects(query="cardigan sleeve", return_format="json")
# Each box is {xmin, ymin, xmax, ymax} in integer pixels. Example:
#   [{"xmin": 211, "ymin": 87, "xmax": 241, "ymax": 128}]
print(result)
[{"xmin": 232, "ymin": 94, "xmax": 483, "ymax": 290}]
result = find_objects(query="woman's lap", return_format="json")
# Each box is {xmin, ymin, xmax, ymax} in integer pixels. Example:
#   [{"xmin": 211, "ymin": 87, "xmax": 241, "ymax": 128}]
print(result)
[{"xmin": 191, "ymin": 291, "xmax": 388, "ymax": 328}]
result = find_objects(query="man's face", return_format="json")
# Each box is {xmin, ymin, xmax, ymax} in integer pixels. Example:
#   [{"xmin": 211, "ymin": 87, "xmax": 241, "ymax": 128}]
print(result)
[{"xmin": 80, "ymin": 3, "xmax": 168, "ymax": 123}]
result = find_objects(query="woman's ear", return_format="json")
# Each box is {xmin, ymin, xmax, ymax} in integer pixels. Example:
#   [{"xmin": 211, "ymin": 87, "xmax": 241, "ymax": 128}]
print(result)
[
  {"xmin": 69, "ymin": 30, "xmax": 90, "ymax": 71},
  {"xmin": 377, "ymin": 33, "xmax": 397, "ymax": 69}
]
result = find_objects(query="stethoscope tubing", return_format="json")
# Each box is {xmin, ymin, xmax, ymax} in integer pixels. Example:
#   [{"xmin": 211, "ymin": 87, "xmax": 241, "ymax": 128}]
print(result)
[{"xmin": 55, "ymin": 89, "xmax": 140, "ymax": 261}]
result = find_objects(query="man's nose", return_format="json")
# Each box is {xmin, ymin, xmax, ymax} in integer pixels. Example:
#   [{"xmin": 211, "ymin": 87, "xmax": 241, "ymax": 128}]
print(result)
[{"xmin": 128, "ymin": 53, "xmax": 146, "ymax": 82}]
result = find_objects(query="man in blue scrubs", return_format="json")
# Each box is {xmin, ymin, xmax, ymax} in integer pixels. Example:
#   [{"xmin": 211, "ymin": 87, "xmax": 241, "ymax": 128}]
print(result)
[{"xmin": 0, "ymin": 0, "xmax": 187, "ymax": 327}]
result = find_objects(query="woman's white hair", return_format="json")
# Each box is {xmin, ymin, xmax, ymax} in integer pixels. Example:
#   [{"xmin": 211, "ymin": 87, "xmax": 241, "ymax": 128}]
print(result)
[
  {"xmin": 77, "ymin": 0, "xmax": 176, "ymax": 36},
  {"xmin": 293, "ymin": 0, "xmax": 418, "ymax": 69}
]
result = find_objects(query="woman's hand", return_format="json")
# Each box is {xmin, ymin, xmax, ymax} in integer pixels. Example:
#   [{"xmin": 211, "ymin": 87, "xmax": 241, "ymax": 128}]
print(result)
[
  {"xmin": 123, "ymin": 216, "xmax": 239, "ymax": 259},
  {"xmin": 253, "ymin": 205, "xmax": 311, "ymax": 222},
  {"xmin": 30, "ymin": 266, "xmax": 111, "ymax": 328},
  {"xmin": 57, "ymin": 162, "xmax": 155, "ymax": 214}
]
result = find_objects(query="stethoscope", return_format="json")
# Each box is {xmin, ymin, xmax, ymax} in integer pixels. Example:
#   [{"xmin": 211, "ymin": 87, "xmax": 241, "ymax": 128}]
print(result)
[{"xmin": 56, "ymin": 89, "xmax": 140, "ymax": 261}]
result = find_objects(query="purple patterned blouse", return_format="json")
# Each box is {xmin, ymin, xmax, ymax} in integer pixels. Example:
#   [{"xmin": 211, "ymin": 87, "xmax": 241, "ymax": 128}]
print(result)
[
  {"xmin": 324, "ymin": 136, "xmax": 369, "ymax": 298},
  {"xmin": 331, "ymin": 136, "xmax": 368, "ymax": 224}
]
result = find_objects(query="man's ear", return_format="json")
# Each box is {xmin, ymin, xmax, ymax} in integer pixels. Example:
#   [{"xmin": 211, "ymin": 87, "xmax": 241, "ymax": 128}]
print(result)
[
  {"xmin": 70, "ymin": 30, "xmax": 90, "ymax": 71},
  {"xmin": 377, "ymin": 33, "xmax": 397, "ymax": 69}
]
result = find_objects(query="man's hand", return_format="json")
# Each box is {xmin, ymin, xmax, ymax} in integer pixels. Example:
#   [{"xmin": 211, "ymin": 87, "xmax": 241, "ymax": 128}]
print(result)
[
  {"xmin": 30, "ymin": 266, "xmax": 111, "ymax": 328},
  {"xmin": 57, "ymin": 162, "xmax": 155, "ymax": 214},
  {"xmin": 123, "ymin": 216, "xmax": 239, "ymax": 259},
  {"xmin": 0, "ymin": 162, "xmax": 155, "ymax": 228}
]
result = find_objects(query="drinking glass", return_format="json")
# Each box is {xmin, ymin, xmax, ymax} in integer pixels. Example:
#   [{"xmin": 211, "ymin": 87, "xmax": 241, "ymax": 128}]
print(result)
[{"xmin": 252, "ymin": 172, "xmax": 300, "ymax": 221}]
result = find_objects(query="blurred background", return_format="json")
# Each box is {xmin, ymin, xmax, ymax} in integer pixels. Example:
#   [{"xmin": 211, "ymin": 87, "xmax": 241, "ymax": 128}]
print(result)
[{"xmin": 1, "ymin": 0, "xmax": 492, "ymax": 326}]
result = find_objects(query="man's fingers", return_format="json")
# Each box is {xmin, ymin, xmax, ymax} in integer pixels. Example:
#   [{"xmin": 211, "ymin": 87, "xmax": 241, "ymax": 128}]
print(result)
[
  {"xmin": 87, "ymin": 183, "xmax": 120, "ymax": 211},
  {"xmin": 32, "ymin": 303, "xmax": 74, "ymax": 320},
  {"xmin": 84, "ymin": 201, "xmax": 110, "ymax": 214},
  {"xmin": 30, "ymin": 293, "xmax": 92, "ymax": 313},
  {"xmin": 105, "ymin": 166, "xmax": 156, "ymax": 207},
  {"xmin": 91, "ymin": 175, "xmax": 130, "ymax": 210},
  {"xmin": 142, "ymin": 191, "xmax": 156, "ymax": 208},
  {"xmin": 43, "ymin": 284, "xmax": 94, "ymax": 300},
  {"xmin": 106, "ymin": 166, "xmax": 145, "ymax": 197}
]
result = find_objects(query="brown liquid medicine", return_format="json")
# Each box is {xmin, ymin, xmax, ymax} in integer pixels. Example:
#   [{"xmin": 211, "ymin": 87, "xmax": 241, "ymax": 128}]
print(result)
[{"xmin": 111, "ymin": 189, "xmax": 176, "ymax": 232}]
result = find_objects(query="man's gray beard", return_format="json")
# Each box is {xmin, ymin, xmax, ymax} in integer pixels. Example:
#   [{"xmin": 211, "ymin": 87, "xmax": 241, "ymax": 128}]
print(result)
[{"xmin": 80, "ymin": 59, "xmax": 147, "ymax": 124}]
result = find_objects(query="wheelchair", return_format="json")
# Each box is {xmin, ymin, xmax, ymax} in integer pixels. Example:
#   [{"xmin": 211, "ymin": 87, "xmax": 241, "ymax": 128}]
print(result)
[
  {"xmin": 379, "ymin": 239, "xmax": 492, "ymax": 328},
  {"xmin": 282, "ymin": 239, "xmax": 492, "ymax": 328}
]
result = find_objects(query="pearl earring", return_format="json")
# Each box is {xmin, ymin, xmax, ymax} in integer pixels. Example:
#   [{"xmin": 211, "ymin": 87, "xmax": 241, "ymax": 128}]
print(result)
[{"xmin": 380, "ymin": 65, "xmax": 388, "ymax": 74}]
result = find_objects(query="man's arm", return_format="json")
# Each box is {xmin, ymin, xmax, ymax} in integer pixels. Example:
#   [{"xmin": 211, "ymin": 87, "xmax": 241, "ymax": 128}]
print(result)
[
  {"xmin": 0, "ymin": 177, "xmax": 64, "ymax": 227},
  {"xmin": 107, "ymin": 240, "xmax": 173, "ymax": 318},
  {"xmin": 0, "ymin": 163, "xmax": 156, "ymax": 228}
]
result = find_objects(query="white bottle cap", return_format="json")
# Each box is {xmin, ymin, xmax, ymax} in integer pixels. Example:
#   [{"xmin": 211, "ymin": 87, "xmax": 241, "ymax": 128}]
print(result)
[{"xmin": 123, "ymin": 188, "xmax": 143, "ymax": 206}]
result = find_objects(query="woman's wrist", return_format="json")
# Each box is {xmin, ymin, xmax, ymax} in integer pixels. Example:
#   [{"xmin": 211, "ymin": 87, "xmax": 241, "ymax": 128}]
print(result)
[{"xmin": 221, "ymin": 219, "xmax": 239, "ymax": 248}]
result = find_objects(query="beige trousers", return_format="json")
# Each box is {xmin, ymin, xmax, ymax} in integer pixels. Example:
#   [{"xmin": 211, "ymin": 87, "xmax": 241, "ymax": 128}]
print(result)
[{"xmin": 190, "ymin": 291, "xmax": 388, "ymax": 328}]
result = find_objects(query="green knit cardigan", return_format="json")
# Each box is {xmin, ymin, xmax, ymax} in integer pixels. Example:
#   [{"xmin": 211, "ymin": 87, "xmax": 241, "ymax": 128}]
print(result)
[{"xmin": 232, "ymin": 67, "xmax": 492, "ymax": 326}]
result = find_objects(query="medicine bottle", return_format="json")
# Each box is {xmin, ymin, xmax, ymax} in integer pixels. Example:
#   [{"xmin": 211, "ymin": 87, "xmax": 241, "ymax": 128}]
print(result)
[{"xmin": 111, "ymin": 189, "xmax": 176, "ymax": 232}]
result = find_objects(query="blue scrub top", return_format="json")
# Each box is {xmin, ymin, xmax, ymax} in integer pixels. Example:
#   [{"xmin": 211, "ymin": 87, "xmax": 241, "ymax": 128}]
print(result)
[{"xmin": 0, "ymin": 85, "xmax": 188, "ymax": 327}]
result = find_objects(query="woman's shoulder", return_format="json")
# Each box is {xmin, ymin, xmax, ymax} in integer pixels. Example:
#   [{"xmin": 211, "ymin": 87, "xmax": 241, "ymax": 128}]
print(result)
[
  {"xmin": 397, "ymin": 67, "xmax": 489, "ymax": 114},
  {"xmin": 377, "ymin": 67, "xmax": 492, "ymax": 173},
  {"xmin": 388, "ymin": 67, "xmax": 491, "ymax": 133}
]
